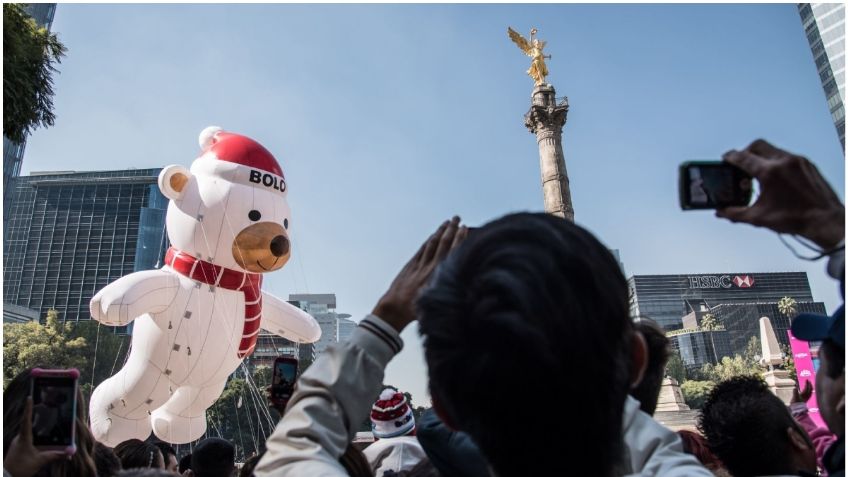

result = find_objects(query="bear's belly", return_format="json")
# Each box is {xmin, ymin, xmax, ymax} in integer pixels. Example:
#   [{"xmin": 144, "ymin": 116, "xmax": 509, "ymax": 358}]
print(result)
[{"xmin": 133, "ymin": 275, "xmax": 250, "ymax": 387}]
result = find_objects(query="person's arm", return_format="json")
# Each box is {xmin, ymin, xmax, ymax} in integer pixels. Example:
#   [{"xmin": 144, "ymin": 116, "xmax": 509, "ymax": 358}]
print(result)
[
  {"xmin": 255, "ymin": 315, "xmax": 402, "ymax": 476},
  {"xmin": 791, "ymin": 382, "xmax": 837, "ymax": 471},
  {"xmin": 255, "ymin": 218, "xmax": 466, "ymax": 476},
  {"xmin": 717, "ymin": 139, "xmax": 844, "ymax": 250}
]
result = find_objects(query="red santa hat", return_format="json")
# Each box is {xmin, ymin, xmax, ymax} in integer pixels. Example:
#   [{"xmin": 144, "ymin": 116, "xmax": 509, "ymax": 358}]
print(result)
[
  {"xmin": 197, "ymin": 126, "xmax": 286, "ymax": 192},
  {"xmin": 371, "ymin": 388, "xmax": 415, "ymax": 438}
]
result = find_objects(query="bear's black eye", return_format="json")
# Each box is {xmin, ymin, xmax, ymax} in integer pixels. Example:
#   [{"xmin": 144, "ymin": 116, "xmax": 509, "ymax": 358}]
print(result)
[
  {"xmin": 248, "ymin": 210, "xmax": 261, "ymax": 221},
  {"xmin": 284, "ymin": 218, "xmax": 289, "ymax": 229}
]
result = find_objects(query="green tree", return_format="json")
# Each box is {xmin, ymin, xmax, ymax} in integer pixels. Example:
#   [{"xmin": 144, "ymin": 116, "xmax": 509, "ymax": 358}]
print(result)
[
  {"xmin": 65, "ymin": 320, "xmax": 130, "ymax": 396},
  {"xmin": 701, "ymin": 355, "xmax": 762, "ymax": 383},
  {"xmin": 665, "ymin": 352, "xmax": 687, "ymax": 384},
  {"xmin": 3, "ymin": 3, "xmax": 67, "ymax": 142},
  {"xmin": 680, "ymin": 380, "xmax": 716, "ymax": 409},
  {"xmin": 782, "ymin": 344, "xmax": 797, "ymax": 382},
  {"xmin": 3, "ymin": 310, "xmax": 88, "ymax": 388},
  {"xmin": 743, "ymin": 336, "xmax": 761, "ymax": 365}
]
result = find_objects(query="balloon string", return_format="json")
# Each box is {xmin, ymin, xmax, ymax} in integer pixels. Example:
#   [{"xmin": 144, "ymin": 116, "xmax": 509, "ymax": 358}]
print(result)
[{"xmin": 91, "ymin": 322, "xmax": 102, "ymax": 389}]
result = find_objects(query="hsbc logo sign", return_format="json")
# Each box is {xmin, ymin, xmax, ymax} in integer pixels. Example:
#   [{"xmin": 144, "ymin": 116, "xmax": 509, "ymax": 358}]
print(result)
[{"xmin": 687, "ymin": 275, "xmax": 756, "ymax": 289}]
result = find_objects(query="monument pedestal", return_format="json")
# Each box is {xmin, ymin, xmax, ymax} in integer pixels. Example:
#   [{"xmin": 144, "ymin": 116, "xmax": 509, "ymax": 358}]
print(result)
[
  {"xmin": 764, "ymin": 369, "xmax": 796, "ymax": 404},
  {"xmin": 655, "ymin": 377, "xmax": 691, "ymax": 412}
]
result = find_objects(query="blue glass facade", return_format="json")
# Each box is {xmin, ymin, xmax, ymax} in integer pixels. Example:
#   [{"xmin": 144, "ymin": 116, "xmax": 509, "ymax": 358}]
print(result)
[{"xmin": 3, "ymin": 169, "xmax": 167, "ymax": 322}]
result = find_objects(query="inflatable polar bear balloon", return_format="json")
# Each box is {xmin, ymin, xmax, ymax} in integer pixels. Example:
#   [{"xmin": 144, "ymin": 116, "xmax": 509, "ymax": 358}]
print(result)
[{"xmin": 89, "ymin": 127, "xmax": 321, "ymax": 445}]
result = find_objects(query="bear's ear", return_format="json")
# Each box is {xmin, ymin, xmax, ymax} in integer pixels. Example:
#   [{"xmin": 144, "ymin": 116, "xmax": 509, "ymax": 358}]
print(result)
[{"xmin": 158, "ymin": 165, "xmax": 192, "ymax": 201}]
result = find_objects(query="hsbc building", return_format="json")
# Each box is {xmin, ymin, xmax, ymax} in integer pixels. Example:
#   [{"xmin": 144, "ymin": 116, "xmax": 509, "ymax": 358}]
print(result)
[{"xmin": 629, "ymin": 272, "xmax": 827, "ymax": 367}]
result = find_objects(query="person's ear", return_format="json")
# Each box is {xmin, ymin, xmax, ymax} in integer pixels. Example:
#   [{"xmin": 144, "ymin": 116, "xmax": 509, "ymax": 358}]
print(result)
[
  {"xmin": 431, "ymin": 394, "xmax": 458, "ymax": 431},
  {"xmin": 787, "ymin": 426, "xmax": 813, "ymax": 452},
  {"xmin": 630, "ymin": 330, "xmax": 648, "ymax": 389},
  {"xmin": 158, "ymin": 165, "xmax": 192, "ymax": 201}
]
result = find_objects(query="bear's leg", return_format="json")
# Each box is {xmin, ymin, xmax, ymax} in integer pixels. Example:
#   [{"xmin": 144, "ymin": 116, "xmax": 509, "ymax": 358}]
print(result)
[
  {"xmin": 89, "ymin": 363, "xmax": 171, "ymax": 446},
  {"xmin": 150, "ymin": 379, "xmax": 228, "ymax": 444}
]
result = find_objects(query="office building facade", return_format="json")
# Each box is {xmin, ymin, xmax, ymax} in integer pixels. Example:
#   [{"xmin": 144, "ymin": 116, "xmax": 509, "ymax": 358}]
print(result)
[
  {"xmin": 288, "ymin": 294, "xmax": 350, "ymax": 355},
  {"xmin": 631, "ymin": 272, "xmax": 826, "ymax": 368},
  {"xmin": 629, "ymin": 272, "xmax": 817, "ymax": 330},
  {"xmin": 798, "ymin": 3, "xmax": 845, "ymax": 149},
  {"xmin": 3, "ymin": 169, "xmax": 168, "ymax": 322}
]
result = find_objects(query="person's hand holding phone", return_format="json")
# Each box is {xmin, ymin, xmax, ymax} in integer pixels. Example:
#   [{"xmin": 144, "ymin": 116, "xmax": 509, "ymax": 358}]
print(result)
[
  {"xmin": 4, "ymin": 397, "xmax": 68, "ymax": 477},
  {"xmin": 717, "ymin": 139, "xmax": 844, "ymax": 250},
  {"xmin": 373, "ymin": 216, "xmax": 468, "ymax": 333}
]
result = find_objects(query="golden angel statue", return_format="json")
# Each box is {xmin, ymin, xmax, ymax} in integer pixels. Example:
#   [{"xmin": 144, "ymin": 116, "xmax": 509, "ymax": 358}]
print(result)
[{"xmin": 508, "ymin": 27, "xmax": 550, "ymax": 86}]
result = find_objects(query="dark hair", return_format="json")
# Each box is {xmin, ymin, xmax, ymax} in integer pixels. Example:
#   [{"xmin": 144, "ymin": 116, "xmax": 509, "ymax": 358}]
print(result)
[
  {"xmin": 698, "ymin": 376, "xmax": 800, "ymax": 477},
  {"xmin": 418, "ymin": 213, "xmax": 633, "ymax": 477},
  {"xmin": 820, "ymin": 339, "xmax": 844, "ymax": 379},
  {"xmin": 178, "ymin": 453, "xmax": 192, "ymax": 474},
  {"xmin": 116, "ymin": 469, "xmax": 175, "ymax": 477},
  {"xmin": 114, "ymin": 439, "xmax": 163, "ymax": 469},
  {"xmin": 3, "ymin": 367, "xmax": 98, "ymax": 477},
  {"xmin": 239, "ymin": 450, "xmax": 265, "ymax": 477},
  {"xmin": 152, "ymin": 441, "xmax": 176, "ymax": 462},
  {"xmin": 94, "ymin": 442, "xmax": 123, "ymax": 477},
  {"xmin": 632, "ymin": 318, "xmax": 671, "ymax": 415},
  {"xmin": 191, "ymin": 438, "xmax": 235, "ymax": 477},
  {"xmin": 339, "ymin": 444, "xmax": 373, "ymax": 477},
  {"xmin": 677, "ymin": 430, "xmax": 724, "ymax": 471}
]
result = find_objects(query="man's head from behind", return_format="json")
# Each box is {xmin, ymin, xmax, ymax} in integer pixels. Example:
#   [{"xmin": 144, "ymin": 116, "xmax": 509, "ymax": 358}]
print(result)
[
  {"xmin": 699, "ymin": 376, "xmax": 816, "ymax": 477},
  {"xmin": 191, "ymin": 438, "xmax": 235, "ymax": 477},
  {"xmin": 632, "ymin": 318, "xmax": 671, "ymax": 416},
  {"xmin": 418, "ymin": 213, "xmax": 633, "ymax": 477}
]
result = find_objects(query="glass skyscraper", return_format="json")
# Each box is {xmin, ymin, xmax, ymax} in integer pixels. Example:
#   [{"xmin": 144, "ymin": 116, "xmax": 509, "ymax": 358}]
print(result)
[
  {"xmin": 630, "ymin": 272, "xmax": 827, "ymax": 368},
  {"xmin": 3, "ymin": 169, "xmax": 168, "ymax": 322},
  {"xmin": 798, "ymin": 3, "xmax": 845, "ymax": 150}
]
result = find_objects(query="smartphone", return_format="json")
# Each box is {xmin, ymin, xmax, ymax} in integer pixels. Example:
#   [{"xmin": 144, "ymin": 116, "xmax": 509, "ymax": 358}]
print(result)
[
  {"xmin": 270, "ymin": 356, "xmax": 298, "ymax": 407},
  {"xmin": 679, "ymin": 161, "xmax": 753, "ymax": 210},
  {"xmin": 30, "ymin": 368, "xmax": 79, "ymax": 454}
]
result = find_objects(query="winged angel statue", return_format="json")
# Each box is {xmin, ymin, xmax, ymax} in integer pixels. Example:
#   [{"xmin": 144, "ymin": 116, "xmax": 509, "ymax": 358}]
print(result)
[{"xmin": 508, "ymin": 27, "xmax": 550, "ymax": 86}]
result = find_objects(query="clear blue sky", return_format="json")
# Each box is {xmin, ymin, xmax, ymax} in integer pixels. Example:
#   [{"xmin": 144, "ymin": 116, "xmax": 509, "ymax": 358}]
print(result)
[{"xmin": 24, "ymin": 4, "xmax": 846, "ymax": 403}]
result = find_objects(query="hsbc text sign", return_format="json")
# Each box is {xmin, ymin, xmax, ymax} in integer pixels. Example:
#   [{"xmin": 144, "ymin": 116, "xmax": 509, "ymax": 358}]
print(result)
[{"xmin": 687, "ymin": 275, "xmax": 755, "ymax": 289}]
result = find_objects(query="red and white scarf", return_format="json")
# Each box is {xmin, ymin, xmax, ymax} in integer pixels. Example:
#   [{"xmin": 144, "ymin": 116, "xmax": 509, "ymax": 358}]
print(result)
[{"xmin": 165, "ymin": 247, "xmax": 262, "ymax": 358}]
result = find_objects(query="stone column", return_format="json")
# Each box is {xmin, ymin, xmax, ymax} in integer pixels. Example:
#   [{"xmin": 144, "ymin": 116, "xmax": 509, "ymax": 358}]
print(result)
[
  {"xmin": 759, "ymin": 316, "xmax": 796, "ymax": 404},
  {"xmin": 524, "ymin": 84, "xmax": 573, "ymax": 221}
]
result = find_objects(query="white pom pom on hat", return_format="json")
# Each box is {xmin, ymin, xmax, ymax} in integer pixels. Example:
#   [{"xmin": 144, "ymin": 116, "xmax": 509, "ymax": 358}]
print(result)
[
  {"xmin": 379, "ymin": 388, "xmax": 398, "ymax": 401},
  {"xmin": 198, "ymin": 126, "xmax": 223, "ymax": 150}
]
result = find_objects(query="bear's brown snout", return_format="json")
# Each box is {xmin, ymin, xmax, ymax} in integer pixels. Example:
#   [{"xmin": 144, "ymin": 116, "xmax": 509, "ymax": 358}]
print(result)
[{"xmin": 232, "ymin": 222, "xmax": 290, "ymax": 273}]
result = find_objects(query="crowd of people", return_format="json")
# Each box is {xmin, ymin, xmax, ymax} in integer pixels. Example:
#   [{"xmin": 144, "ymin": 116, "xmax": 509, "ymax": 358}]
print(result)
[{"xmin": 3, "ymin": 139, "xmax": 845, "ymax": 477}]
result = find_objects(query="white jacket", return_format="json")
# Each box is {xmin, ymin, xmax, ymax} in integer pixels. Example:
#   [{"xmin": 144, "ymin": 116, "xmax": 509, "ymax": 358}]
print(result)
[
  {"xmin": 621, "ymin": 396, "xmax": 713, "ymax": 476},
  {"xmin": 256, "ymin": 315, "xmax": 401, "ymax": 476},
  {"xmin": 363, "ymin": 436, "xmax": 428, "ymax": 476}
]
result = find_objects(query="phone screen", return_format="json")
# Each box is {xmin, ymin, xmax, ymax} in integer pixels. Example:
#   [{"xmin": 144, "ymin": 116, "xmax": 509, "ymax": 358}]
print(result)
[
  {"xmin": 31, "ymin": 376, "xmax": 76, "ymax": 447},
  {"xmin": 274, "ymin": 361, "xmax": 297, "ymax": 387},
  {"xmin": 680, "ymin": 162, "xmax": 753, "ymax": 210}
]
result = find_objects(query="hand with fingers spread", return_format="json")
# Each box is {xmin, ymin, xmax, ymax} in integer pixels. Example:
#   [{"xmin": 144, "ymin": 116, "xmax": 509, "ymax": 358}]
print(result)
[
  {"xmin": 373, "ymin": 216, "xmax": 468, "ymax": 333},
  {"xmin": 717, "ymin": 139, "xmax": 844, "ymax": 250},
  {"xmin": 4, "ymin": 397, "xmax": 68, "ymax": 477}
]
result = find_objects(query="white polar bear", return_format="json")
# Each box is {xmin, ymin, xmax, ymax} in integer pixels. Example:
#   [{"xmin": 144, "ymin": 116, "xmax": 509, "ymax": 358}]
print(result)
[{"xmin": 89, "ymin": 127, "xmax": 321, "ymax": 446}]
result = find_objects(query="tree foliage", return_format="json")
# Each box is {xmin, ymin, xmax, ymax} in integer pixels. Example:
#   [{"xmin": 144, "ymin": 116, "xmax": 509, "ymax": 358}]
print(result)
[
  {"xmin": 701, "ymin": 355, "xmax": 762, "ymax": 383},
  {"xmin": 680, "ymin": 380, "xmax": 716, "ymax": 409},
  {"xmin": 3, "ymin": 310, "xmax": 88, "ymax": 388},
  {"xmin": 3, "ymin": 3, "xmax": 66, "ymax": 142},
  {"xmin": 3, "ymin": 312, "xmax": 131, "ymax": 396},
  {"xmin": 665, "ymin": 352, "xmax": 687, "ymax": 384}
]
